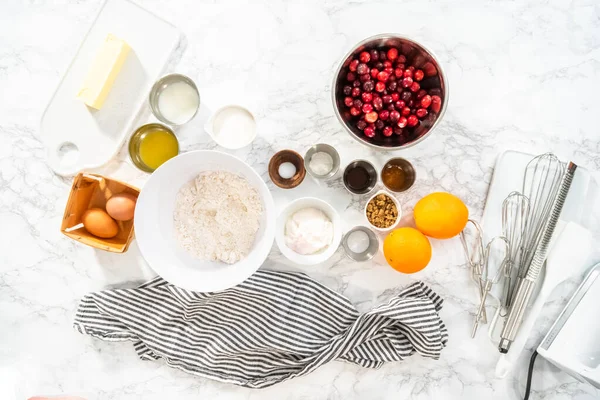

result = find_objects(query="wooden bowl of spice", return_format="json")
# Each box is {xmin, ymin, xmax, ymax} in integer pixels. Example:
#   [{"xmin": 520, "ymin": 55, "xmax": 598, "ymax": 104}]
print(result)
[
  {"xmin": 268, "ymin": 150, "xmax": 306, "ymax": 189},
  {"xmin": 364, "ymin": 191, "xmax": 401, "ymax": 232}
]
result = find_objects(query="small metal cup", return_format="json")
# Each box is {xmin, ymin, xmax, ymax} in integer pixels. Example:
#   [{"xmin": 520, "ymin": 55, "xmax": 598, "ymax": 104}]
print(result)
[
  {"xmin": 343, "ymin": 159, "xmax": 377, "ymax": 195},
  {"xmin": 381, "ymin": 157, "xmax": 416, "ymax": 192},
  {"xmin": 342, "ymin": 226, "xmax": 379, "ymax": 262},
  {"xmin": 304, "ymin": 144, "xmax": 340, "ymax": 180}
]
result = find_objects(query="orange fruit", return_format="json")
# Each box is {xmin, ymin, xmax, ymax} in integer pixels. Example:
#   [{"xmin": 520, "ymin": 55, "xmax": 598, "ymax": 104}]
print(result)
[
  {"xmin": 383, "ymin": 227, "xmax": 432, "ymax": 274},
  {"xmin": 414, "ymin": 192, "xmax": 468, "ymax": 239}
]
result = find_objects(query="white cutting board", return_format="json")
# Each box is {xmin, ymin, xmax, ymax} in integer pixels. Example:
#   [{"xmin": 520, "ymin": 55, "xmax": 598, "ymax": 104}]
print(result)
[
  {"xmin": 479, "ymin": 150, "xmax": 600, "ymax": 341},
  {"xmin": 40, "ymin": 0, "xmax": 180, "ymax": 176}
]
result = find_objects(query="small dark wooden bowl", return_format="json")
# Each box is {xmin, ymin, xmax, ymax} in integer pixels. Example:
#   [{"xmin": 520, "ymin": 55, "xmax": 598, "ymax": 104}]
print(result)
[{"xmin": 268, "ymin": 150, "xmax": 306, "ymax": 189}]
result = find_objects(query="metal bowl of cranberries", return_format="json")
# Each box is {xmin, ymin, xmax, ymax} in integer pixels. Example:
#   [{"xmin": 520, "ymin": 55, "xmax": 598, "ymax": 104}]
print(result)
[{"xmin": 332, "ymin": 34, "xmax": 448, "ymax": 150}]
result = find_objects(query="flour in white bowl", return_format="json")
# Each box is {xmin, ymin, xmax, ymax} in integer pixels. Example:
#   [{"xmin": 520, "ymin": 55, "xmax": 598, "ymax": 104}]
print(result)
[{"xmin": 173, "ymin": 171, "xmax": 263, "ymax": 264}]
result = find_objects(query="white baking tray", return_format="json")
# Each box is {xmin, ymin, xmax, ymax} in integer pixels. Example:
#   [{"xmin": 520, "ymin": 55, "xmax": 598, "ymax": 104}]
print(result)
[{"xmin": 40, "ymin": 0, "xmax": 180, "ymax": 176}]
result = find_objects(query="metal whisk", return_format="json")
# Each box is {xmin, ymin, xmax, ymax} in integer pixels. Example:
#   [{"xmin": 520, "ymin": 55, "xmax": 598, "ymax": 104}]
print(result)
[
  {"xmin": 500, "ymin": 191, "xmax": 529, "ymax": 312},
  {"xmin": 515, "ymin": 153, "xmax": 565, "ymax": 281}
]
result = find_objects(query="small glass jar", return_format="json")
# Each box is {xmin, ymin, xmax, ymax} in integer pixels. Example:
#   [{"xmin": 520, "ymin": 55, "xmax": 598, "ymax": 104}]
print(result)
[{"xmin": 128, "ymin": 123, "xmax": 179, "ymax": 173}]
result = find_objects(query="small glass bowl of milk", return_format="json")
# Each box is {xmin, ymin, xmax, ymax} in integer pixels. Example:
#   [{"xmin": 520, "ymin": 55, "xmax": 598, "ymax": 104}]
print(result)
[{"xmin": 149, "ymin": 74, "xmax": 200, "ymax": 126}]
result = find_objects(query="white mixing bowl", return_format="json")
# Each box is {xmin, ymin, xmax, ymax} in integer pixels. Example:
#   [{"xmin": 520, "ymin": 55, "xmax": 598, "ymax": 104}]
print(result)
[{"xmin": 134, "ymin": 150, "xmax": 276, "ymax": 292}]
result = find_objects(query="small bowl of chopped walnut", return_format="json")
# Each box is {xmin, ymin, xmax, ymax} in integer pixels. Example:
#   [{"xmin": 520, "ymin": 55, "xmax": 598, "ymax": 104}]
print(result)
[{"xmin": 364, "ymin": 191, "xmax": 401, "ymax": 232}]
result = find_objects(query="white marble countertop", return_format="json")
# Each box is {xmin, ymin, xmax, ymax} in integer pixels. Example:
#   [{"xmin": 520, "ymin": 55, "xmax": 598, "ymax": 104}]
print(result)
[{"xmin": 2, "ymin": 0, "xmax": 600, "ymax": 399}]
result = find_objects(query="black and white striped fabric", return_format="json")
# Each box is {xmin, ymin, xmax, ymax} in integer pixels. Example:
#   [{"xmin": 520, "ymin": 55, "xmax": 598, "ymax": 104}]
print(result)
[{"xmin": 74, "ymin": 270, "xmax": 448, "ymax": 388}]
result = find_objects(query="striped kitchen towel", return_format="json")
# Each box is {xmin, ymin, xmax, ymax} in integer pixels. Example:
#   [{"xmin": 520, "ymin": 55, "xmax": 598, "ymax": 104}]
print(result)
[{"xmin": 74, "ymin": 270, "xmax": 448, "ymax": 388}]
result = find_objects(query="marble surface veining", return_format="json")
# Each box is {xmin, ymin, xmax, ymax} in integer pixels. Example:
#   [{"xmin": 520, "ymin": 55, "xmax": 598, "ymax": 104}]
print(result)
[{"xmin": 2, "ymin": 0, "xmax": 600, "ymax": 399}]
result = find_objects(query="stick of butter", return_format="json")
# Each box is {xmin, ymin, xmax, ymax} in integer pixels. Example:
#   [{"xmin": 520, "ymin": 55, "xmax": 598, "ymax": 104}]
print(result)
[{"xmin": 77, "ymin": 34, "xmax": 130, "ymax": 109}]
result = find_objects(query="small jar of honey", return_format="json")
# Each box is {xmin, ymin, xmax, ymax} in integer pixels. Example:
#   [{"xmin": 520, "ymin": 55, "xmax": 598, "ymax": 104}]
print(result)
[{"xmin": 381, "ymin": 158, "xmax": 416, "ymax": 192}]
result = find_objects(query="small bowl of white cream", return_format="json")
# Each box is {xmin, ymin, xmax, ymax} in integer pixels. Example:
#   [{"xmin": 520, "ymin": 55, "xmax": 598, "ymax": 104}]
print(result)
[
  {"xmin": 205, "ymin": 104, "xmax": 257, "ymax": 149},
  {"xmin": 149, "ymin": 74, "xmax": 200, "ymax": 126},
  {"xmin": 276, "ymin": 197, "xmax": 342, "ymax": 265}
]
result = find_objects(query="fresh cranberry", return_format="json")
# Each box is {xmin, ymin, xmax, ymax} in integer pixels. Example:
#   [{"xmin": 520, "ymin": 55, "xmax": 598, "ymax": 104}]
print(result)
[
  {"xmin": 375, "ymin": 82, "xmax": 386, "ymax": 92},
  {"xmin": 403, "ymin": 69, "xmax": 413, "ymax": 78},
  {"xmin": 383, "ymin": 126, "xmax": 393, "ymax": 137},
  {"xmin": 417, "ymin": 90, "xmax": 428, "ymax": 100},
  {"xmin": 408, "ymin": 66, "xmax": 415, "ymax": 72},
  {"xmin": 342, "ymin": 85, "xmax": 352, "ymax": 96},
  {"xmin": 387, "ymin": 104, "xmax": 395, "ymax": 111},
  {"xmin": 402, "ymin": 76, "xmax": 413, "ymax": 88},
  {"xmin": 410, "ymin": 82, "xmax": 420, "ymax": 92},
  {"xmin": 391, "ymin": 92, "xmax": 400, "ymax": 101},
  {"xmin": 390, "ymin": 110, "xmax": 401, "ymax": 122},
  {"xmin": 344, "ymin": 97, "xmax": 353, "ymax": 107},
  {"xmin": 416, "ymin": 108, "xmax": 428, "ymax": 118},
  {"xmin": 383, "ymin": 60, "xmax": 392, "ymax": 69},
  {"xmin": 379, "ymin": 50, "xmax": 387, "ymax": 60},
  {"xmin": 420, "ymin": 95, "xmax": 432, "ymax": 108},
  {"xmin": 357, "ymin": 63, "xmax": 369, "ymax": 75},
  {"xmin": 371, "ymin": 68, "xmax": 379, "ymax": 79},
  {"xmin": 373, "ymin": 96, "xmax": 383, "ymax": 110},
  {"xmin": 401, "ymin": 91, "xmax": 412, "ymax": 102},
  {"xmin": 359, "ymin": 73, "xmax": 370, "ymax": 82},
  {"xmin": 397, "ymin": 55, "xmax": 407, "ymax": 63},
  {"xmin": 394, "ymin": 68, "xmax": 403, "ymax": 78},
  {"xmin": 359, "ymin": 51, "xmax": 371, "ymax": 63},
  {"xmin": 375, "ymin": 62, "xmax": 384, "ymax": 70},
  {"xmin": 350, "ymin": 106, "xmax": 361, "ymax": 116},
  {"xmin": 349, "ymin": 59, "xmax": 359, "ymax": 72},
  {"xmin": 407, "ymin": 115, "xmax": 419, "ymax": 127},
  {"xmin": 375, "ymin": 120, "xmax": 385, "ymax": 130},
  {"xmin": 414, "ymin": 69, "xmax": 424, "ymax": 81},
  {"xmin": 353, "ymin": 99, "xmax": 363, "ymax": 108},
  {"xmin": 408, "ymin": 99, "xmax": 415, "ymax": 107},
  {"xmin": 363, "ymin": 81, "xmax": 375, "ymax": 92},
  {"xmin": 356, "ymin": 120, "xmax": 367, "ymax": 130},
  {"xmin": 347, "ymin": 72, "xmax": 356, "ymax": 81},
  {"xmin": 431, "ymin": 95, "xmax": 442, "ymax": 112},
  {"xmin": 352, "ymin": 87, "xmax": 361, "ymax": 97},
  {"xmin": 377, "ymin": 71, "xmax": 390, "ymax": 81},
  {"xmin": 369, "ymin": 49, "xmax": 379, "ymax": 61},
  {"xmin": 396, "ymin": 63, "xmax": 405, "ymax": 71},
  {"xmin": 364, "ymin": 126, "xmax": 375, "ymax": 138},
  {"xmin": 353, "ymin": 79, "xmax": 361, "ymax": 87},
  {"xmin": 394, "ymin": 127, "xmax": 404, "ymax": 136},
  {"xmin": 365, "ymin": 111, "xmax": 378, "ymax": 123},
  {"xmin": 397, "ymin": 116, "xmax": 408, "ymax": 128},
  {"xmin": 401, "ymin": 107, "xmax": 411, "ymax": 116},
  {"xmin": 362, "ymin": 92, "xmax": 373, "ymax": 103},
  {"xmin": 386, "ymin": 48, "xmax": 399, "ymax": 61},
  {"xmin": 379, "ymin": 110, "xmax": 390, "ymax": 120},
  {"xmin": 384, "ymin": 67, "xmax": 393, "ymax": 76},
  {"xmin": 423, "ymin": 62, "xmax": 437, "ymax": 77},
  {"xmin": 362, "ymin": 103, "xmax": 373, "ymax": 114},
  {"xmin": 394, "ymin": 100, "xmax": 405, "ymax": 109},
  {"xmin": 387, "ymin": 80, "xmax": 397, "ymax": 92},
  {"xmin": 382, "ymin": 94, "xmax": 393, "ymax": 105}
]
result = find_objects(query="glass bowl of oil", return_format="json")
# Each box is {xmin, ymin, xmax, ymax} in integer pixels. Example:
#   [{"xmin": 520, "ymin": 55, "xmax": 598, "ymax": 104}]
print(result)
[{"xmin": 128, "ymin": 123, "xmax": 179, "ymax": 173}]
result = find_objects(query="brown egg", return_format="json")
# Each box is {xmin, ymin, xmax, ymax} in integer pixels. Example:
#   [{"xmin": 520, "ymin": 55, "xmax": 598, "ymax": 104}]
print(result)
[
  {"xmin": 106, "ymin": 192, "xmax": 137, "ymax": 221},
  {"xmin": 82, "ymin": 208, "xmax": 119, "ymax": 238}
]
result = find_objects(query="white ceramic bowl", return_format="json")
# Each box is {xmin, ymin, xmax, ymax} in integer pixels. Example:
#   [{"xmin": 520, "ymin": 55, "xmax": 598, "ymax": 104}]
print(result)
[
  {"xmin": 364, "ymin": 190, "xmax": 402, "ymax": 232},
  {"xmin": 276, "ymin": 197, "xmax": 342, "ymax": 265},
  {"xmin": 204, "ymin": 104, "xmax": 257, "ymax": 149},
  {"xmin": 134, "ymin": 150, "xmax": 276, "ymax": 292}
]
